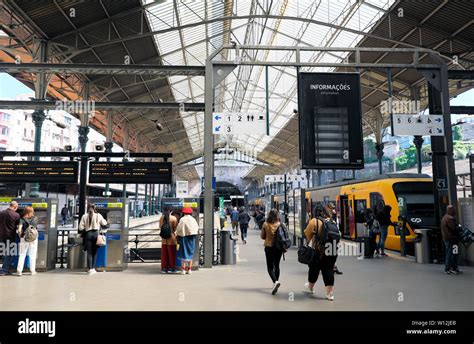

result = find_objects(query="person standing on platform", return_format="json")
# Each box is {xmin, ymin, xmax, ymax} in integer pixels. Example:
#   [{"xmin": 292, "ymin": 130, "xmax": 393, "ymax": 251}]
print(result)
[
  {"xmin": 261, "ymin": 208, "xmax": 285, "ymax": 295},
  {"xmin": 327, "ymin": 202, "xmax": 342, "ymax": 274},
  {"xmin": 441, "ymin": 205, "xmax": 462, "ymax": 275},
  {"xmin": 15, "ymin": 206, "xmax": 38, "ymax": 276},
  {"xmin": 176, "ymin": 207, "xmax": 199, "ymax": 275},
  {"xmin": 238, "ymin": 207, "xmax": 251, "ymax": 244},
  {"xmin": 376, "ymin": 205, "xmax": 393, "ymax": 257},
  {"xmin": 79, "ymin": 204, "xmax": 108, "ymax": 275},
  {"xmin": 159, "ymin": 209, "xmax": 178, "ymax": 274},
  {"xmin": 303, "ymin": 205, "xmax": 338, "ymax": 301},
  {"xmin": 61, "ymin": 204, "xmax": 69, "ymax": 226},
  {"xmin": 231, "ymin": 207, "xmax": 239, "ymax": 236},
  {"xmin": 0, "ymin": 201, "xmax": 20, "ymax": 276},
  {"xmin": 365, "ymin": 208, "xmax": 380, "ymax": 258}
]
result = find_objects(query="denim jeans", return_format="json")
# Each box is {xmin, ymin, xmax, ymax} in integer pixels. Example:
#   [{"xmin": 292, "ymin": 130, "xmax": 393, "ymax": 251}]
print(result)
[
  {"xmin": 1, "ymin": 239, "xmax": 16, "ymax": 274},
  {"xmin": 378, "ymin": 226, "xmax": 388, "ymax": 252},
  {"xmin": 444, "ymin": 240, "xmax": 458, "ymax": 272}
]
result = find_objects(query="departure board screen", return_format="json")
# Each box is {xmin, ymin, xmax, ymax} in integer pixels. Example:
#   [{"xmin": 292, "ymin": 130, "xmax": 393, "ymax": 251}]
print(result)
[
  {"xmin": 89, "ymin": 161, "xmax": 172, "ymax": 184},
  {"xmin": 0, "ymin": 161, "xmax": 78, "ymax": 183},
  {"xmin": 298, "ymin": 72, "xmax": 364, "ymax": 169}
]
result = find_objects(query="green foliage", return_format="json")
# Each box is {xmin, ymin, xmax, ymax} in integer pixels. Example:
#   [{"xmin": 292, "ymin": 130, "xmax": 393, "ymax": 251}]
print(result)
[{"xmin": 453, "ymin": 125, "xmax": 463, "ymax": 141}]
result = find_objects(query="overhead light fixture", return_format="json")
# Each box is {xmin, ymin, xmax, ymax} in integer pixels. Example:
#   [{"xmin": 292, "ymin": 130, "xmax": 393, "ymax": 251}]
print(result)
[{"xmin": 151, "ymin": 119, "xmax": 163, "ymax": 131}]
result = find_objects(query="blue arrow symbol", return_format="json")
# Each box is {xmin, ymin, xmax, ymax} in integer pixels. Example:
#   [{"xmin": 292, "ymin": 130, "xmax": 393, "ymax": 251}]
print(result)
[
  {"xmin": 214, "ymin": 115, "xmax": 222, "ymax": 121},
  {"xmin": 437, "ymin": 128, "xmax": 442, "ymax": 133},
  {"xmin": 215, "ymin": 126, "xmax": 221, "ymax": 132},
  {"xmin": 435, "ymin": 118, "xmax": 442, "ymax": 123}
]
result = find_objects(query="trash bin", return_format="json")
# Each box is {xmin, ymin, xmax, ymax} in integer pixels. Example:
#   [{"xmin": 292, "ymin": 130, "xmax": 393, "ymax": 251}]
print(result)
[
  {"xmin": 67, "ymin": 234, "xmax": 86, "ymax": 270},
  {"xmin": 73, "ymin": 215, "xmax": 79, "ymax": 229},
  {"xmin": 356, "ymin": 236, "xmax": 371, "ymax": 258},
  {"xmin": 220, "ymin": 230, "xmax": 237, "ymax": 265},
  {"xmin": 414, "ymin": 229, "xmax": 433, "ymax": 264}
]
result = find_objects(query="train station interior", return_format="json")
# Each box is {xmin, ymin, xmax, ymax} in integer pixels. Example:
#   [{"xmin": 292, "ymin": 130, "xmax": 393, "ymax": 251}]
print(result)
[{"xmin": 0, "ymin": 0, "xmax": 473, "ymax": 322}]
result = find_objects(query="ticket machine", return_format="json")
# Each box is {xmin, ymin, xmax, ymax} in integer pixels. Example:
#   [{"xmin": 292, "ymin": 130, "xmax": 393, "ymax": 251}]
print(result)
[
  {"xmin": 0, "ymin": 197, "xmax": 59, "ymax": 272},
  {"xmin": 88, "ymin": 197, "xmax": 129, "ymax": 271}
]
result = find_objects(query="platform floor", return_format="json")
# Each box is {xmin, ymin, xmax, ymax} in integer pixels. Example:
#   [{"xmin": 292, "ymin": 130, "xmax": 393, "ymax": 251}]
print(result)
[{"xmin": 1, "ymin": 222, "xmax": 472, "ymax": 311}]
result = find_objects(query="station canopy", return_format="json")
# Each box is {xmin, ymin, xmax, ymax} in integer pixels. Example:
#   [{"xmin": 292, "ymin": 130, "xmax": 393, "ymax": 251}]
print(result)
[{"xmin": 1, "ymin": 0, "xmax": 473, "ymax": 181}]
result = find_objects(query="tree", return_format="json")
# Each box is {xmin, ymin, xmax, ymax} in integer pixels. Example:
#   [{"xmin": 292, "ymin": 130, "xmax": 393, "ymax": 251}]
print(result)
[{"xmin": 453, "ymin": 125, "xmax": 463, "ymax": 141}]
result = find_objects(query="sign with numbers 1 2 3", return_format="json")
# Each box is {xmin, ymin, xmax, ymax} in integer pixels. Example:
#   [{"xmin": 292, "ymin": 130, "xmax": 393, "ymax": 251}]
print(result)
[{"xmin": 213, "ymin": 112, "xmax": 267, "ymax": 135}]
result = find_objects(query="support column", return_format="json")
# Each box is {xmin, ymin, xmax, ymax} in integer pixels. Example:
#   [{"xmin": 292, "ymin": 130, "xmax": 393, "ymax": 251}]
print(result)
[
  {"xmin": 78, "ymin": 124, "xmax": 90, "ymax": 219},
  {"xmin": 30, "ymin": 110, "xmax": 46, "ymax": 197},
  {"xmin": 122, "ymin": 123, "xmax": 129, "ymax": 201},
  {"xmin": 29, "ymin": 40, "xmax": 48, "ymax": 198},
  {"xmin": 413, "ymin": 136, "xmax": 424, "ymax": 174},
  {"xmin": 317, "ymin": 170, "xmax": 322, "ymax": 186},
  {"xmin": 104, "ymin": 112, "xmax": 114, "ymax": 196},
  {"xmin": 203, "ymin": 60, "xmax": 216, "ymax": 268},
  {"xmin": 375, "ymin": 143, "xmax": 384, "ymax": 175}
]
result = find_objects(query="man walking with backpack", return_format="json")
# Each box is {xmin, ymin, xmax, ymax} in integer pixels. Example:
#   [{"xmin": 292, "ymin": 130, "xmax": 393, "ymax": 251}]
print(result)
[
  {"xmin": 303, "ymin": 204, "xmax": 340, "ymax": 301},
  {"xmin": 238, "ymin": 207, "xmax": 251, "ymax": 244}
]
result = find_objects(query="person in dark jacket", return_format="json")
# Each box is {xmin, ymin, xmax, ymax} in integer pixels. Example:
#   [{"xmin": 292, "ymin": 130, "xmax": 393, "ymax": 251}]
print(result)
[
  {"xmin": 0, "ymin": 201, "xmax": 20, "ymax": 276},
  {"xmin": 256, "ymin": 209, "xmax": 265, "ymax": 230},
  {"xmin": 238, "ymin": 207, "xmax": 251, "ymax": 244},
  {"xmin": 365, "ymin": 208, "xmax": 380, "ymax": 258},
  {"xmin": 441, "ymin": 205, "xmax": 462, "ymax": 275},
  {"xmin": 375, "ymin": 205, "xmax": 393, "ymax": 256}
]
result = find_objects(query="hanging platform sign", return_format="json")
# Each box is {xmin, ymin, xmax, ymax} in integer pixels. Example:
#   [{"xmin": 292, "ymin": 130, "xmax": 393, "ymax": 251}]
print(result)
[
  {"xmin": 298, "ymin": 72, "xmax": 364, "ymax": 170},
  {"xmin": 392, "ymin": 114, "xmax": 444, "ymax": 136},
  {"xmin": 212, "ymin": 112, "xmax": 266, "ymax": 135}
]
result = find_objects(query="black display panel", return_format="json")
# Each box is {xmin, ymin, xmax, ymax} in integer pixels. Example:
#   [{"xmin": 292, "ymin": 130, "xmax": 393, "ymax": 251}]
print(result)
[
  {"xmin": 89, "ymin": 161, "xmax": 172, "ymax": 184},
  {"xmin": 298, "ymin": 72, "xmax": 364, "ymax": 169},
  {"xmin": 0, "ymin": 161, "xmax": 78, "ymax": 183}
]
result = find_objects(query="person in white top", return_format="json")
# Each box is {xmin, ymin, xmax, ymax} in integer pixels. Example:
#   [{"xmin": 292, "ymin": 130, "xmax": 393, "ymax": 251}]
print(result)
[
  {"xmin": 79, "ymin": 204, "xmax": 107, "ymax": 275},
  {"xmin": 175, "ymin": 207, "xmax": 199, "ymax": 274},
  {"xmin": 16, "ymin": 206, "xmax": 38, "ymax": 276}
]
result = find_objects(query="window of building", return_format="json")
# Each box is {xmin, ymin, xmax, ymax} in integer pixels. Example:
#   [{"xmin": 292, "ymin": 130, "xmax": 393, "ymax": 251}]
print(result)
[
  {"xmin": 1, "ymin": 127, "xmax": 9, "ymax": 135},
  {"xmin": 2, "ymin": 113, "xmax": 10, "ymax": 121},
  {"xmin": 24, "ymin": 128, "xmax": 27, "ymax": 136}
]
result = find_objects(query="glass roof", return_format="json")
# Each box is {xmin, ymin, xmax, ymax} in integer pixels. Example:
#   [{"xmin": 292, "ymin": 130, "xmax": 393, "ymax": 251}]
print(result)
[{"xmin": 143, "ymin": 0, "xmax": 394, "ymax": 158}]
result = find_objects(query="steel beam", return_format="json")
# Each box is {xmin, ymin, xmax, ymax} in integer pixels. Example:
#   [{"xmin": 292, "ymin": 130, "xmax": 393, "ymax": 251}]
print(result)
[
  {"xmin": 0, "ymin": 62, "xmax": 205, "ymax": 76},
  {"xmin": 0, "ymin": 100, "xmax": 205, "ymax": 111}
]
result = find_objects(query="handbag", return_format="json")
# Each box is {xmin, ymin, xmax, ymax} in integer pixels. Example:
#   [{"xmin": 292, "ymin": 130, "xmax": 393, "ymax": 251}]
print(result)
[
  {"xmin": 297, "ymin": 244, "xmax": 315, "ymax": 265},
  {"xmin": 96, "ymin": 233, "xmax": 106, "ymax": 246}
]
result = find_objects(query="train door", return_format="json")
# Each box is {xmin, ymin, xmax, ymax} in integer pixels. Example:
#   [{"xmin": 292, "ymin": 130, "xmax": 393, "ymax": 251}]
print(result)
[{"xmin": 339, "ymin": 195, "xmax": 355, "ymax": 238}]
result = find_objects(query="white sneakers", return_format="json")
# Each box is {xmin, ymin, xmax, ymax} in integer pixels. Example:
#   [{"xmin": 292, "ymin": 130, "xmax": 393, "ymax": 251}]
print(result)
[
  {"xmin": 87, "ymin": 269, "xmax": 97, "ymax": 275},
  {"xmin": 304, "ymin": 282, "xmax": 314, "ymax": 294},
  {"xmin": 326, "ymin": 292, "xmax": 335, "ymax": 301},
  {"xmin": 30, "ymin": 271, "xmax": 37, "ymax": 276},
  {"xmin": 186, "ymin": 269, "xmax": 192, "ymax": 275},
  {"xmin": 271, "ymin": 281, "xmax": 281, "ymax": 295}
]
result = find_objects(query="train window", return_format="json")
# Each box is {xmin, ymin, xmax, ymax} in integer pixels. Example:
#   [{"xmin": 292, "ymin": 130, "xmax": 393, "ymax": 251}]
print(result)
[
  {"xmin": 370, "ymin": 192, "xmax": 384, "ymax": 215},
  {"xmin": 393, "ymin": 182, "xmax": 434, "ymax": 218},
  {"xmin": 354, "ymin": 200, "xmax": 367, "ymax": 223}
]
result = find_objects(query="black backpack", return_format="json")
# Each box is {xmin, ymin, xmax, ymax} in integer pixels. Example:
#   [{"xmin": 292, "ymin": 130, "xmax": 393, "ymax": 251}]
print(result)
[
  {"xmin": 318, "ymin": 217, "xmax": 341, "ymax": 244},
  {"xmin": 274, "ymin": 224, "xmax": 292, "ymax": 252},
  {"xmin": 160, "ymin": 219, "xmax": 172, "ymax": 239}
]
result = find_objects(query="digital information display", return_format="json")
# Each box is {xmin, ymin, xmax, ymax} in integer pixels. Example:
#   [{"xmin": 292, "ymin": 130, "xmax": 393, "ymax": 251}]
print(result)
[
  {"xmin": 298, "ymin": 72, "xmax": 364, "ymax": 170},
  {"xmin": 89, "ymin": 161, "xmax": 172, "ymax": 184},
  {"xmin": 0, "ymin": 161, "xmax": 78, "ymax": 183}
]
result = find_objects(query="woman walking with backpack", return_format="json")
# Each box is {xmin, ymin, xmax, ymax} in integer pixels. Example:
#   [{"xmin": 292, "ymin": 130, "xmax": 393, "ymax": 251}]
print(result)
[
  {"xmin": 261, "ymin": 208, "xmax": 287, "ymax": 295},
  {"xmin": 15, "ymin": 206, "xmax": 38, "ymax": 276},
  {"xmin": 159, "ymin": 208, "xmax": 178, "ymax": 274},
  {"xmin": 303, "ymin": 205, "xmax": 338, "ymax": 301},
  {"xmin": 79, "ymin": 204, "xmax": 108, "ymax": 275}
]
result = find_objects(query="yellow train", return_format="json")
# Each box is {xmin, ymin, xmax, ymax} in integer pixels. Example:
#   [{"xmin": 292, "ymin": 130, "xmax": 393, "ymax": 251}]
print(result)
[{"xmin": 287, "ymin": 173, "xmax": 435, "ymax": 252}]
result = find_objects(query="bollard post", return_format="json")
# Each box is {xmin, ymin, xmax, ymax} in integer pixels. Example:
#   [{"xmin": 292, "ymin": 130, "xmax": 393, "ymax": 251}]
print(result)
[
  {"xmin": 60, "ymin": 230, "xmax": 65, "ymax": 268},
  {"xmin": 398, "ymin": 216, "xmax": 407, "ymax": 257}
]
